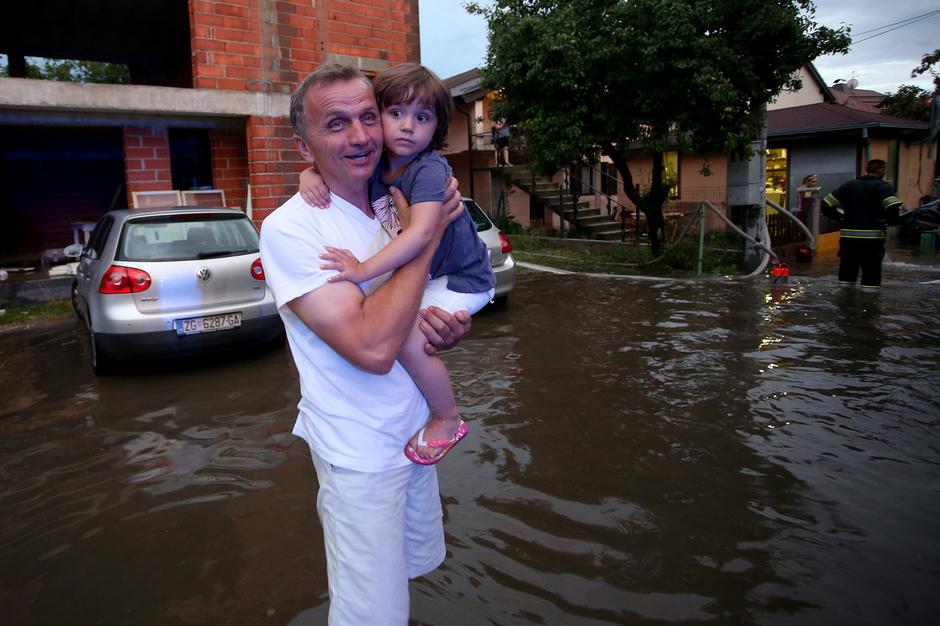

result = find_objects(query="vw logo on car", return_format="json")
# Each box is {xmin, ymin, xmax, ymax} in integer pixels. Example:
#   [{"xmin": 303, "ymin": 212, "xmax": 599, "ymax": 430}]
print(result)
[{"xmin": 196, "ymin": 267, "xmax": 212, "ymax": 282}]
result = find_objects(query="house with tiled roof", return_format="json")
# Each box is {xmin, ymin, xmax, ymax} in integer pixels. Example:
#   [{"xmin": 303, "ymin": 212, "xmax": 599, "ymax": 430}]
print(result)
[
  {"xmin": 441, "ymin": 62, "xmax": 937, "ymax": 247},
  {"xmin": 765, "ymin": 76, "xmax": 935, "ymax": 212},
  {"xmin": 829, "ymin": 79, "xmax": 887, "ymax": 114}
]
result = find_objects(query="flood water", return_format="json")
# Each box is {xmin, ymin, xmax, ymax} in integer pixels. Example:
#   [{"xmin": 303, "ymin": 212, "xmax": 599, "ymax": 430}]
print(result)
[{"xmin": 2, "ymin": 245, "xmax": 939, "ymax": 626}]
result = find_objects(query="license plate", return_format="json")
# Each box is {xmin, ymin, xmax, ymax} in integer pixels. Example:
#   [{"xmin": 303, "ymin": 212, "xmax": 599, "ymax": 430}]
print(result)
[{"xmin": 175, "ymin": 312, "xmax": 242, "ymax": 336}]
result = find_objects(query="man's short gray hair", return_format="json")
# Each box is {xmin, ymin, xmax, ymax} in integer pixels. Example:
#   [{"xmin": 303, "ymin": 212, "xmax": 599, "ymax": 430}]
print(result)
[{"xmin": 290, "ymin": 63, "xmax": 372, "ymax": 139}]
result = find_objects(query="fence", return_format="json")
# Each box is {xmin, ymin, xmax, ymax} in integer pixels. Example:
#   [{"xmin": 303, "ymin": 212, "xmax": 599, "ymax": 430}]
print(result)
[
  {"xmin": 766, "ymin": 209, "xmax": 810, "ymax": 247},
  {"xmin": 663, "ymin": 187, "xmax": 729, "ymax": 240}
]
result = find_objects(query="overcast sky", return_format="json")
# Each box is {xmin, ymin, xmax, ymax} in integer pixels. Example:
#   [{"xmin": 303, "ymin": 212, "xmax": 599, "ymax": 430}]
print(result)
[{"xmin": 419, "ymin": 0, "xmax": 940, "ymax": 94}]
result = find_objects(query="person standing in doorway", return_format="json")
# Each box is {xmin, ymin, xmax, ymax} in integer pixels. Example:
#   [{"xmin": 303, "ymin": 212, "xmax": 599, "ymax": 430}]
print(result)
[{"xmin": 822, "ymin": 159, "xmax": 904, "ymax": 289}]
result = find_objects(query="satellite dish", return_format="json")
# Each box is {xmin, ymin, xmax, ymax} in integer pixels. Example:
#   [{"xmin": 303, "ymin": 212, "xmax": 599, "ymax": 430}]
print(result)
[{"xmin": 848, "ymin": 78, "xmax": 859, "ymax": 89}]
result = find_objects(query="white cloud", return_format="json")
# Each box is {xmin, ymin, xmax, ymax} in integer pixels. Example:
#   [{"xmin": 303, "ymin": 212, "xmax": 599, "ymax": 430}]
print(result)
[
  {"xmin": 812, "ymin": 0, "xmax": 939, "ymax": 93},
  {"xmin": 419, "ymin": 0, "xmax": 489, "ymax": 79}
]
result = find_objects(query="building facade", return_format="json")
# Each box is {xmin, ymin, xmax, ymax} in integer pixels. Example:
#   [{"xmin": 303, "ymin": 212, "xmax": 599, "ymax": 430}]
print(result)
[{"xmin": 0, "ymin": 0, "xmax": 420, "ymax": 265}]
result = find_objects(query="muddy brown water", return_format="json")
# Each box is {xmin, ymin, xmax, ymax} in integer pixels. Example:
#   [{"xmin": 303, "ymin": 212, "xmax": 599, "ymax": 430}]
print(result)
[{"xmin": 2, "ymin": 247, "xmax": 939, "ymax": 625}]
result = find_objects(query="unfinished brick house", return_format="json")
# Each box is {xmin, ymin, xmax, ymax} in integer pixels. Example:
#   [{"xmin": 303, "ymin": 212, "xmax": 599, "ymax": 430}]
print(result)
[{"xmin": 0, "ymin": 0, "xmax": 420, "ymax": 267}]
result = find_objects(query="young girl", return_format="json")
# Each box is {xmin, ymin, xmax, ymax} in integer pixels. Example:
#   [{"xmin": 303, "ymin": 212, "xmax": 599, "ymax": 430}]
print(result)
[{"xmin": 299, "ymin": 63, "xmax": 495, "ymax": 465}]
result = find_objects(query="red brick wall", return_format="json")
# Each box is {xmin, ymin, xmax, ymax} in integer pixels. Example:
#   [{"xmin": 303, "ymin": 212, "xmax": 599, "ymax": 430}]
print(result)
[
  {"xmin": 246, "ymin": 116, "xmax": 306, "ymax": 225},
  {"xmin": 123, "ymin": 126, "xmax": 172, "ymax": 207},
  {"xmin": 189, "ymin": 1, "xmax": 420, "ymax": 93},
  {"xmin": 210, "ymin": 127, "xmax": 250, "ymax": 210},
  {"xmin": 188, "ymin": 0, "xmax": 421, "ymax": 220},
  {"xmin": 190, "ymin": 0, "xmax": 288, "ymax": 93},
  {"xmin": 324, "ymin": 0, "xmax": 420, "ymax": 67}
]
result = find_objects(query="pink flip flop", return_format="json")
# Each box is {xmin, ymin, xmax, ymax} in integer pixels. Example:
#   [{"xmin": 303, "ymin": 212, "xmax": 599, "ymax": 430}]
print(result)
[{"xmin": 404, "ymin": 420, "xmax": 469, "ymax": 465}]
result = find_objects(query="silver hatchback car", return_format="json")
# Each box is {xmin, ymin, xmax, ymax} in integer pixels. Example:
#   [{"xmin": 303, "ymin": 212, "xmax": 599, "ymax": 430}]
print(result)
[
  {"xmin": 463, "ymin": 197, "xmax": 516, "ymax": 305},
  {"xmin": 68, "ymin": 206, "xmax": 283, "ymax": 374}
]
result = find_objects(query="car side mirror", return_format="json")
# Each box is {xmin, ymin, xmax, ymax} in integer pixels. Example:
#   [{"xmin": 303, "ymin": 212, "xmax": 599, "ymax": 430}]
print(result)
[{"xmin": 64, "ymin": 243, "xmax": 85, "ymax": 259}]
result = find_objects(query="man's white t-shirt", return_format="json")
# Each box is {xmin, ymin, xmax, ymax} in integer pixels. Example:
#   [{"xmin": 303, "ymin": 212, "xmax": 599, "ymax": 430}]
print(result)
[{"xmin": 260, "ymin": 192, "xmax": 429, "ymax": 472}]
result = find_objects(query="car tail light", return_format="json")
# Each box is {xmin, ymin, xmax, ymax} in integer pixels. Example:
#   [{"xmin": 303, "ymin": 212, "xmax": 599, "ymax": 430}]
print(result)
[
  {"xmin": 250, "ymin": 258, "xmax": 266, "ymax": 280},
  {"xmin": 99, "ymin": 265, "xmax": 151, "ymax": 294},
  {"xmin": 498, "ymin": 231, "xmax": 512, "ymax": 254}
]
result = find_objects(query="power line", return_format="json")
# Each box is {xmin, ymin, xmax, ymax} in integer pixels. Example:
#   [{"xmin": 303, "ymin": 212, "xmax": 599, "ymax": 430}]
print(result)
[
  {"xmin": 852, "ymin": 9, "xmax": 940, "ymax": 36},
  {"xmin": 852, "ymin": 9, "xmax": 940, "ymax": 44}
]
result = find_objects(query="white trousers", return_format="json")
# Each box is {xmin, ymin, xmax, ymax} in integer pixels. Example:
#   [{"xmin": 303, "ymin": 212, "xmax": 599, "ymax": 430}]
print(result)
[
  {"xmin": 311, "ymin": 453, "xmax": 446, "ymax": 626},
  {"xmin": 420, "ymin": 276, "xmax": 494, "ymax": 315}
]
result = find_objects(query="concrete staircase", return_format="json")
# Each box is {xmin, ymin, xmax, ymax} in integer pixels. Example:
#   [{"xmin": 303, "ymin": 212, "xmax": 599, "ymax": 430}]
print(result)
[{"xmin": 498, "ymin": 164, "xmax": 626, "ymax": 241}]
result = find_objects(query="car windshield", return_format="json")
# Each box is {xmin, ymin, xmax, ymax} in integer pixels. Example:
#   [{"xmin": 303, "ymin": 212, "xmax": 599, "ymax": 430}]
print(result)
[
  {"xmin": 117, "ymin": 214, "xmax": 260, "ymax": 262},
  {"xmin": 463, "ymin": 200, "xmax": 494, "ymax": 233}
]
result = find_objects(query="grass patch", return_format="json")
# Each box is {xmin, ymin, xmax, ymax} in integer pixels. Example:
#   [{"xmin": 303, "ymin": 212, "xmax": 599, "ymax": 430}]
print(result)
[
  {"xmin": 656, "ymin": 231, "xmax": 744, "ymax": 276},
  {"xmin": 0, "ymin": 299, "xmax": 74, "ymax": 327},
  {"xmin": 509, "ymin": 233, "xmax": 744, "ymax": 277}
]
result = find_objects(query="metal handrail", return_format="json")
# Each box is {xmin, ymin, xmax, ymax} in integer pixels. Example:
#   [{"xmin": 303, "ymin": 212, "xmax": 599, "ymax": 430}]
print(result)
[
  {"xmin": 567, "ymin": 161, "xmax": 633, "ymax": 217},
  {"xmin": 565, "ymin": 163, "xmax": 638, "ymax": 241},
  {"xmin": 699, "ymin": 201, "xmax": 776, "ymax": 276}
]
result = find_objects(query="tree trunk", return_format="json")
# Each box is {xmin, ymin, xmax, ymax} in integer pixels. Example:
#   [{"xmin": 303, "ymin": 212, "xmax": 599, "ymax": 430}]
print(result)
[{"xmin": 604, "ymin": 144, "xmax": 668, "ymax": 256}]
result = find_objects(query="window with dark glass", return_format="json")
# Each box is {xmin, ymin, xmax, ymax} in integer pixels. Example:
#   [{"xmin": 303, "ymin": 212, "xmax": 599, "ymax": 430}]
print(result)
[
  {"xmin": 169, "ymin": 128, "xmax": 213, "ymax": 191},
  {"xmin": 601, "ymin": 162, "xmax": 618, "ymax": 196}
]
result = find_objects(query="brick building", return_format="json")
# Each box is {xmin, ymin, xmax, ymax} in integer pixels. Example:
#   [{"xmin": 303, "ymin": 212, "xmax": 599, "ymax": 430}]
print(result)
[{"xmin": 0, "ymin": 0, "xmax": 420, "ymax": 266}]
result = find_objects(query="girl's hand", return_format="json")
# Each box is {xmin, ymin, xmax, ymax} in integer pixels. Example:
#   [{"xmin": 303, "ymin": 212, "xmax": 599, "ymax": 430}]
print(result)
[
  {"xmin": 319, "ymin": 246, "xmax": 366, "ymax": 283},
  {"xmin": 300, "ymin": 167, "xmax": 331, "ymax": 208}
]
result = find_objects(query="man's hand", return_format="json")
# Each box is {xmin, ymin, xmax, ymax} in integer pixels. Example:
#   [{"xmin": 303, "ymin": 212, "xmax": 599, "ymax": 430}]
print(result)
[
  {"xmin": 388, "ymin": 185, "xmax": 412, "ymax": 230},
  {"xmin": 419, "ymin": 306, "xmax": 471, "ymax": 355},
  {"xmin": 389, "ymin": 177, "xmax": 463, "ymax": 237},
  {"xmin": 441, "ymin": 176, "xmax": 463, "ymax": 226}
]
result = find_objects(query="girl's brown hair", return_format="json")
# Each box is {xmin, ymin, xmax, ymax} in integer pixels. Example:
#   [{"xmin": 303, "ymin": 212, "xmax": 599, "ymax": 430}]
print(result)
[{"xmin": 373, "ymin": 63, "xmax": 454, "ymax": 151}]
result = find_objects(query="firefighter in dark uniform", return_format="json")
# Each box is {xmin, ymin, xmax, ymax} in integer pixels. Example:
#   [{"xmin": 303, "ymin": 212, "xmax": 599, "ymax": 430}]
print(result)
[{"xmin": 822, "ymin": 159, "xmax": 904, "ymax": 289}]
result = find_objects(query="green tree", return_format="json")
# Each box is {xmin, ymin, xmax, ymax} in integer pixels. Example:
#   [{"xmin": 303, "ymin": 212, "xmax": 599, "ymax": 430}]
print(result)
[
  {"xmin": 40, "ymin": 58, "xmax": 129, "ymax": 84},
  {"xmin": 879, "ymin": 84, "xmax": 931, "ymax": 122},
  {"xmin": 0, "ymin": 57, "xmax": 128, "ymax": 83},
  {"xmin": 467, "ymin": 0, "xmax": 849, "ymax": 254},
  {"xmin": 911, "ymin": 49, "xmax": 939, "ymax": 91}
]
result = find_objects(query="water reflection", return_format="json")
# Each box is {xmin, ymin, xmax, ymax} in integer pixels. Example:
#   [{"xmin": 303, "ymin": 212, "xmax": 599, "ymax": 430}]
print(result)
[{"xmin": 2, "ymin": 251, "xmax": 939, "ymax": 625}]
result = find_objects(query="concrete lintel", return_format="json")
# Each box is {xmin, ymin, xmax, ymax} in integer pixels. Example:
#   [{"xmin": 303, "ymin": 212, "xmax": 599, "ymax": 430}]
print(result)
[
  {"xmin": 324, "ymin": 53, "xmax": 390, "ymax": 74},
  {"xmin": 0, "ymin": 77, "xmax": 291, "ymax": 119},
  {"xmin": 0, "ymin": 111, "xmax": 246, "ymax": 130}
]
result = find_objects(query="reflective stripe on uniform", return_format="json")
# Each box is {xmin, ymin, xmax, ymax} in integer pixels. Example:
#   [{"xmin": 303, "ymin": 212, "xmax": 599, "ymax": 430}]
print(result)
[
  {"xmin": 823, "ymin": 193, "xmax": 841, "ymax": 209},
  {"xmin": 882, "ymin": 195, "xmax": 902, "ymax": 209},
  {"xmin": 840, "ymin": 228, "xmax": 885, "ymax": 239}
]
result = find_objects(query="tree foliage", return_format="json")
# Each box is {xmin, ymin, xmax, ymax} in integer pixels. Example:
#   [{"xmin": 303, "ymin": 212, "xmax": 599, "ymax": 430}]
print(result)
[
  {"xmin": 467, "ymin": 0, "xmax": 849, "ymax": 253},
  {"xmin": 879, "ymin": 84, "xmax": 931, "ymax": 122},
  {"xmin": 1, "ymin": 57, "xmax": 128, "ymax": 84},
  {"xmin": 911, "ymin": 49, "xmax": 940, "ymax": 92}
]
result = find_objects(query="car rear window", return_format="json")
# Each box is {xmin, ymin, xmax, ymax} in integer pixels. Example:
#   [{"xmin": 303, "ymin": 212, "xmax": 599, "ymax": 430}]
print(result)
[
  {"xmin": 117, "ymin": 214, "xmax": 260, "ymax": 262},
  {"xmin": 463, "ymin": 200, "xmax": 494, "ymax": 233}
]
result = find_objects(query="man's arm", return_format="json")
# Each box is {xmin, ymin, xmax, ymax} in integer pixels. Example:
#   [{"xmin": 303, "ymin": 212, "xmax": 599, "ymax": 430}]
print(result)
[
  {"xmin": 287, "ymin": 181, "xmax": 466, "ymax": 374},
  {"xmin": 821, "ymin": 185, "xmax": 845, "ymax": 219},
  {"xmin": 881, "ymin": 186, "xmax": 904, "ymax": 224}
]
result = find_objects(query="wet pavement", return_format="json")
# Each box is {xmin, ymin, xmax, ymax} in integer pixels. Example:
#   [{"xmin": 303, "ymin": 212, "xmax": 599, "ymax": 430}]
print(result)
[{"xmin": 2, "ymin": 241, "xmax": 940, "ymax": 625}]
